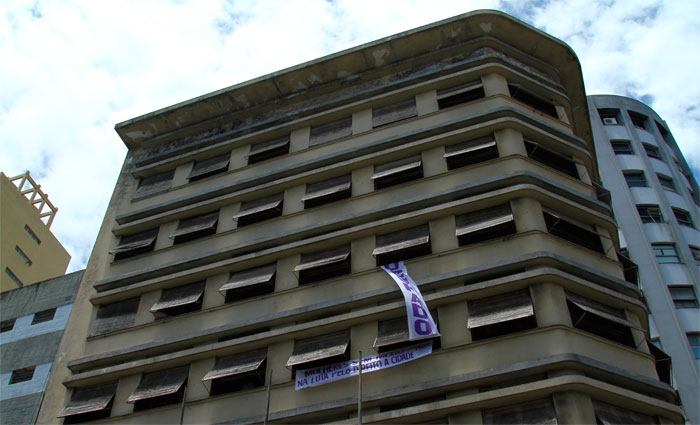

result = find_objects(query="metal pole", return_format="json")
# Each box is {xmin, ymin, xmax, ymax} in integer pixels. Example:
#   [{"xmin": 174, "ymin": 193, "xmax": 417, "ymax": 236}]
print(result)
[
  {"xmin": 358, "ymin": 351, "xmax": 363, "ymax": 425},
  {"xmin": 179, "ymin": 383, "xmax": 188, "ymax": 425},
  {"xmin": 264, "ymin": 369, "xmax": 272, "ymax": 425}
]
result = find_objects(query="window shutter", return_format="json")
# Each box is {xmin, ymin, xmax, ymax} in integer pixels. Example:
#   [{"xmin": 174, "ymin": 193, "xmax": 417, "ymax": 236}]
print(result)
[
  {"xmin": 373, "ymin": 225, "xmax": 430, "ymax": 257},
  {"xmin": 294, "ymin": 245, "xmax": 351, "ymax": 272},
  {"xmin": 301, "ymin": 175, "xmax": 351, "ymax": 207},
  {"xmin": 188, "ymin": 154, "xmax": 230, "ymax": 180},
  {"xmin": 371, "ymin": 156, "xmax": 422, "ymax": 181},
  {"xmin": 127, "ymin": 366, "xmax": 189, "ymax": 403},
  {"xmin": 436, "ymin": 81, "xmax": 484, "ymax": 108},
  {"xmin": 593, "ymin": 400, "xmax": 656, "ymax": 425},
  {"xmin": 468, "ymin": 290, "xmax": 534, "ymax": 329},
  {"xmin": 150, "ymin": 281, "xmax": 205, "ymax": 318},
  {"xmin": 220, "ymin": 264, "xmax": 277, "ymax": 294},
  {"xmin": 248, "ymin": 137, "xmax": 290, "ymax": 163},
  {"xmin": 136, "ymin": 170, "xmax": 174, "ymax": 197},
  {"xmin": 169, "ymin": 211, "xmax": 219, "ymax": 241},
  {"xmin": 565, "ymin": 293, "xmax": 642, "ymax": 331},
  {"xmin": 483, "ymin": 398, "xmax": 558, "ymax": 425},
  {"xmin": 109, "ymin": 229, "xmax": 158, "ymax": 257},
  {"xmin": 444, "ymin": 136, "xmax": 496, "ymax": 159},
  {"xmin": 374, "ymin": 317, "xmax": 410, "ymax": 349},
  {"xmin": 202, "ymin": 349, "xmax": 267, "ymax": 382},
  {"xmin": 310, "ymin": 117, "xmax": 352, "ymax": 146},
  {"xmin": 372, "ymin": 99, "xmax": 417, "ymax": 127},
  {"xmin": 57, "ymin": 383, "xmax": 118, "ymax": 418},
  {"xmin": 455, "ymin": 204, "xmax": 514, "ymax": 237},
  {"xmin": 286, "ymin": 331, "xmax": 350, "ymax": 368},
  {"xmin": 90, "ymin": 297, "xmax": 140, "ymax": 336}
]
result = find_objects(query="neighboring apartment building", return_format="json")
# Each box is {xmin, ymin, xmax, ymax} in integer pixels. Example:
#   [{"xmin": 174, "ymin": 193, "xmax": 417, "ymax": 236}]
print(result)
[
  {"xmin": 0, "ymin": 270, "xmax": 84, "ymax": 425},
  {"xmin": 37, "ymin": 11, "xmax": 684, "ymax": 424},
  {"xmin": 0, "ymin": 171, "xmax": 71, "ymax": 292},
  {"xmin": 588, "ymin": 94, "xmax": 700, "ymax": 424}
]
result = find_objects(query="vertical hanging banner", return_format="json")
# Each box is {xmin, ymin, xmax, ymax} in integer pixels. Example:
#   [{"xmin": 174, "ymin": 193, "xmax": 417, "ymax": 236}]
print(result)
[{"xmin": 381, "ymin": 261, "xmax": 440, "ymax": 340}]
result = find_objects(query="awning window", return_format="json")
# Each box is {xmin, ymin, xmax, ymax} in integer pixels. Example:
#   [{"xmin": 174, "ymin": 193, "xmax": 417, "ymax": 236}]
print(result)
[
  {"xmin": 543, "ymin": 210, "xmax": 605, "ymax": 254},
  {"xmin": 188, "ymin": 154, "xmax": 230, "ymax": 181},
  {"xmin": 372, "ymin": 99, "xmax": 417, "ymax": 128},
  {"xmin": 373, "ymin": 225, "xmax": 431, "ymax": 266},
  {"xmin": 286, "ymin": 331, "xmax": 350, "ymax": 369},
  {"xmin": 109, "ymin": 229, "xmax": 158, "ymax": 260},
  {"xmin": 468, "ymin": 290, "xmax": 534, "ymax": 329},
  {"xmin": 150, "ymin": 281, "xmax": 205, "ymax": 319},
  {"xmin": 301, "ymin": 174, "xmax": 351, "ymax": 208},
  {"xmin": 294, "ymin": 245, "xmax": 351, "ymax": 285},
  {"xmin": 127, "ymin": 366, "xmax": 189, "ymax": 404},
  {"xmin": 371, "ymin": 155, "xmax": 423, "ymax": 189},
  {"xmin": 202, "ymin": 349, "xmax": 267, "ymax": 382},
  {"xmin": 456, "ymin": 204, "xmax": 516, "ymax": 246},
  {"xmin": 593, "ymin": 400, "xmax": 656, "ymax": 425},
  {"xmin": 483, "ymin": 398, "xmax": 558, "ymax": 425},
  {"xmin": 436, "ymin": 81, "xmax": 485, "ymax": 109},
  {"xmin": 566, "ymin": 293, "xmax": 642, "ymax": 331},
  {"xmin": 374, "ymin": 316, "xmax": 410, "ymax": 349},
  {"xmin": 525, "ymin": 140, "xmax": 579, "ymax": 178},
  {"xmin": 170, "ymin": 211, "xmax": 219, "ymax": 244},
  {"xmin": 248, "ymin": 137, "xmax": 290, "ymax": 164},
  {"xmin": 135, "ymin": 170, "xmax": 174, "ymax": 197},
  {"xmin": 444, "ymin": 136, "xmax": 498, "ymax": 169},
  {"xmin": 310, "ymin": 117, "xmax": 352, "ymax": 146},
  {"xmin": 90, "ymin": 297, "xmax": 140, "ymax": 337},
  {"xmin": 233, "ymin": 193, "xmax": 284, "ymax": 227},
  {"xmin": 219, "ymin": 264, "xmax": 276, "ymax": 303},
  {"xmin": 57, "ymin": 382, "xmax": 117, "ymax": 420}
]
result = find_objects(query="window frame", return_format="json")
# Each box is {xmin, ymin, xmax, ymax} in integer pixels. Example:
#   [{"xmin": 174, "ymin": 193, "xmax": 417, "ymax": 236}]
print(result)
[
  {"xmin": 294, "ymin": 245, "xmax": 351, "ymax": 285},
  {"xmin": 371, "ymin": 155, "xmax": 423, "ymax": 190},
  {"xmin": 301, "ymin": 174, "xmax": 351, "ymax": 209},
  {"xmin": 566, "ymin": 293, "xmax": 639, "ymax": 348},
  {"xmin": 9, "ymin": 366, "xmax": 35, "ymax": 384},
  {"xmin": 247, "ymin": 137, "xmax": 290, "ymax": 164},
  {"xmin": 508, "ymin": 84, "xmax": 559, "ymax": 118},
  {"xmin": 628, "ymin": 110, "xmax": 649, "ymax": 129},
  {"xmin": 202, "ymin": 349, "xmax": 267, "ymax": 396},
  {"xmin": 135, "ymin": 170, "xmax": 174, "ymax": 197},
  {"xmin": 636, "ymin": 205, "xmax": 664, "ymax": 224},
  {"xmin": 610, "ymin": 140, "xmax": 633, "ymax": 155},
  {"xmin": 623, "ymin": 171, "xmax": 648, "ymax": 188},
  {"xmin": 524, "ymin": 140, "xmax": 579, "ymax": 178},
  {"xmin": 1, "ymin": 318, "xmax": 15, "ymax": 333},
  {"xmin": 127, "ymin": 366, "xmax": 189, "ymax": 412},
  {"xmin": 657, "ymin": 173, "xmax": 676, "ymax": 191},
  {"xmin": 233, "ymin": 193, "xmax": 284, "ymax": 227},
  {"xmin": 672, "ymin": 208, "xmax": 694, "ymax": 227},
  {"xmin": 642, "ymin": 143, "xmax": 662, "ymax": 160},
  {"xmin": 543, "ymin": 210, "xmax": 605, "ymax": 255},
  {"xmin": 598, "ymin": 109, "xmax": 621, "ymax": 125},
  {"xmin": 31, "ymin": 308, "xmax": 56, "ymax": 325},
  {"xmin": 110, "ymin": 228, "xmax": 159, "ymax": 260},
  {"xmin": 436, "ymin": 81, "xmax": 485, "ymax": 109},
  {"xmin": 150, "ymin": 281, "xmax": 206, "ymax": 320},
  {"xmin": 372, "ymin": 99, "xmax": 417, "ymax": 128},
  {"xmin": 220, "ymin": 264, "xmax": 276, "ymax": 303},
  {"xmin": 15, "ymin": 245, "xmax": 32, "ymax": 266},
  {"xmin": 372, "ymin": 224, "xmax": 431, "ymax": 266},
  {"xmin": 170, "ymin": 211, "xmax": 219, "ymax": 244},
  {"xmin": 467, "ymin": 290, "xmax": 537, "ymax": 341},
  {"xmin": 668, "ymin": 286, "xmax": 699, "ymax": 309},
  {"xmin": 652, "ymin": 243, "xmax": 681, "ymax": 263},
  {"xmin": 57, "ymin": 382, "xmax": 117, "ymax": 424},
  {"xmin": 443, "ymin": 136, "xmax": 499, "ymax": 170},
  {"xmin": 286, "ymin": 331, "xmax": 351, "ymax": 374},
  {"xmin": 187, "ymin": 153, "xmax": 230, "ymax": 181},
  {"xmin": 687, "ymin": 333, "xmax": 700, "ymax": 359},
  {"xmin": 90, "ymin": 297, "xmax": 140, "ymax": 336},
  {"xmin": 455, "ymin": 204, "xmax": 516, "ymax": 247}
]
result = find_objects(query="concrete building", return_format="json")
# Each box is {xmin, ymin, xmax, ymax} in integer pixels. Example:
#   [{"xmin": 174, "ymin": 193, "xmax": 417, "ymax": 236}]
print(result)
[
  {"xmin": 37, "ymin": 11, "xmax": 683, "ymax": 424},
  {"xmin": 0, "ymin": 270, "xmax": 83, "ymax": 425},
  {"xmin": 0, "ymin": 171, "xmax": 71, "ymax": 292},
  {"xmin": 588, "ymin": 95, "xmax": 700, "ymax": 424}
]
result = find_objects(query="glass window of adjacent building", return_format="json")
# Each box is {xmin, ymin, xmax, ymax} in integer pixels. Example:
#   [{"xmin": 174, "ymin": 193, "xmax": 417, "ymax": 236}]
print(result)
[
  {"xmin": 628, "ymin": 110, "xmax": 649, "ymax": 129},
  {"xmin": 669, "ymin": 286, "xmax": 699, "ymax": 308},
  {"xmin": 672, "ymin": 208, "xmax": 695, "ymax": 228},
  {"xmin": 624, "ymin": 171, "xmax": 647, "ymax": 188},
  {"xmin": 652, "ymin": 243, "xmax": 681, "ymax": 263},
  {"xmin": 657, "ymin": 173, "xmax": 676, "ymax": 191},
  {"xmin": 611, "ymin": 140, "xmax": 633, "ymax": 155},
  {"xmin": 642, "ymin": 143, "xmax": 662, "ymax": 160},
  {"xmin": 637, "ymin": 205, "xmax": 663, "ymax": 223},
  {"xmin": 690, "ymin": 246, "xmax": 700, "ymax": 262},
  {"xmin": 687, "ymin": 333, "xmax": 700, "ymax": 359}
]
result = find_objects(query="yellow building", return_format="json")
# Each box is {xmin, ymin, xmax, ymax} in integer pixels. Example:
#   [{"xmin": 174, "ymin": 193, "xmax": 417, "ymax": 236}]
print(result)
[
  {"xmin": 0, "ymin": 172, "xmax": 70, "ymax": 292},
  {"xmin": 37, "ymin": 10, "xmax": 684, "ymax": 424}
]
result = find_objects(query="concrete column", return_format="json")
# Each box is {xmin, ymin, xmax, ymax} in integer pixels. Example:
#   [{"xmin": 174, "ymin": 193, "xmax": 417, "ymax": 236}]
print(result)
[
  {"xmin": 447, "ymin": 388, "xmax": 481, "ymax": 424},
  {"xmin": 267, "ymin": 339, "xmax": 294, "ymax": 385},
  {"xmin": 230, "ymin": 145, "xmax": 249, "ymax": 171},
  {"xmin": 429, "ymin": 215, "xmax": 458, "ymax": 254},
  {"xmin": 203, "ymin": 273, "xmax": 227, "ymax": 310},
  {"xmin": 530, "ymin": 282, "xmax": 572, "ymax": 327},
  {"xmin": 218, "ymin": 202, "xmax": 240, "ymax": 233},
  {"xmin": 352, "ymin": 165, "xmax": 375, "ymax": 197},
  {"xmin": 112, "ymin": 374, "xmax": 140, "ymax": 416},
  {"xmin": 481, "ymin": 73, "xmax": 510, "ymax": 97},
  {"xmin": 552, "ymin": 391, "xmax": 597, "ymax": 425},
  {"xmin": 290, "ymin": 127, "xmax": 310, "ymax": 153},
  {"xmin": 188, "ymin": 358, "xmax": 215, "ymax": 401},
  {"xmin": 275, "ymin": 255, "xmax": 301, "ymax": 291},
  {"xmin": 352, "ymin": 235, "xmax": 376, "ymax": 273},
  {"xmin": 595, "ymin": 225, "xmax": 617, "ymax": 261},
  {"xmin": 283, "ymin": 184, "xmax": 306, "ymax": 215},
  {"xmin": 172, "ymin": 162, "xmax": 192, "ymax": 188},
  {"xmin": 154, "ymin": 221, "xmax": 177, "ymax": 250},
  {"xmin": 494, "ymin": 128, "xmax": 526, "ymax": 157},
  {"xmin": 437, "ymin": 301, "xmax": 468, "ymax": 348},
  {"xmin": 511, "ymin": 197, "xmax": 547, "ymax": 233},
  {"xmin": 422, "ymin": 146, "xmax": 448, "ymax": 178},
  {"xmin": 134, "ymin": 290, "xmax": 160, "ymax": 326},
  {"xmin": 353, "ymin": 108, "xmax": 372, "ymax": 134},
  {"xmin": 416, "ymin": 90, "xmax": 439, "ymax": 115}
]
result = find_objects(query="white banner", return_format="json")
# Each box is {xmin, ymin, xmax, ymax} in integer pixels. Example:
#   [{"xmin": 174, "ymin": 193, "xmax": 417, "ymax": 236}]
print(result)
[
  {"xmin": 295, "ymin": 341, "xmax": 432, "ymax": 390},
  {"xmin": 381, "ymin": 261, "xmax": 440, "ymax": 340}
]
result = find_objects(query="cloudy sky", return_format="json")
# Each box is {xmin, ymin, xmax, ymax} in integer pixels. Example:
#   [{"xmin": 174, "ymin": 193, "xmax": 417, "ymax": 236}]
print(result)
[{"xmin": 2, "ymin": 0, "xmax": 699, "ymax": 272}]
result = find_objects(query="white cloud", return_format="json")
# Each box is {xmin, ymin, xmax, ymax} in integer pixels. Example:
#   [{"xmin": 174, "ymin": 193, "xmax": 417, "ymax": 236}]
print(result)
[{"xmin": 1, "ymin": 0, "xmax": 697, "ymax": 272}]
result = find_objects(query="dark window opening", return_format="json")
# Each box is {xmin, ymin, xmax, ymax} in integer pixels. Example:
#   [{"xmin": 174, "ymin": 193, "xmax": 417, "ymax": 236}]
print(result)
[
  {"xmin": 128, "ymin": 366, "xmax": 189, "ymax": 412},
  {"xmin": 593, "ymin": 400, "xmax": 658, "ymax": 425},
  {"xmin": 10, "ymin": 366, "xmax": 35, "ymax": 384},
  {"xmin": 221, "ymin": 264, "xmax": 276, "ymax": 303},
  {"xmin": 672, "ymin": 208, "xmax": 694, "ymax": 227},
  {"xmin": 24, "ymin": 224, "xmax": 41, "ymax": 244},
  {"xmin": 628, "ymin": 111, "xmax": 649, "ymax": 129},
  {"xmin": 525, "ymin": 140, "xmax": 578, "ymax": 178},
  {"xmin": 652, "ymin": 243, "xmax": 680, "ymax": 263},
  {"xmin": 135, "ymin": 170, "xmax": 174, "ymax": 197},
  {"xmin": 637, "ymin": 205, "xmax": 663, "ymax": 223},
  {"xmin": 483, "ymin": 398, "xmax": 558, "ymax": 425},
  {"xmin": 150, "ymin": 281, "xmax": 205, "ymax": 320},
  {"xmin": 373, "ymin": 225, "xmax": 431, "ymax": 266},
  {"xmin": 567, "ymin": 294, "xmax": 637, "ymax": 348},
  {"xmin": 295, "ymin": 245, "xmax": 351, "ymax": 285},
  {"xmin": 380, "ymin": 393, "xmax": 446, "ymax": 413},
  {"xmin": 657, "ymin": 173, "xmax": 676, "ymax": 191},
  {"xmin": 468, "ymin": 290, "xmax": 536, "ymax": 342},
  {"xmin": 1, "ymin": 318, "xmax": 16, "ymax": 332},
  {"xmin": 611, "ymin": 140, "xmax": 633, "ymax": 155},
  {"xmin": 508, "ymin": 84, "xmax": 558, "ymax": 118},
  {"xmin": 5, "ymin": 267, "xmax": 23, "ymax": 287},
  {"xmin": 133, "ymin": 384, "xmax": 185, "ymax": 412},
  {"xmin": 110, "ymin": 228, "xmax": 158, "ymax": 260},
  {"xmin": 599, "ymin": 109, "xmax": 621, "ymax": 125},
  {"xmin": 204, "ymin": 350, "xmax": 267, "ymax": 396},
  {"xmin": 170, "ymin": 211, "xmax": 219, "ymax": 244},
  {"xmin": 58, "ymin": 383, "xmax": 117, "ymax": 424},
  {"xmin": 372, "ymin": 99, "xmax": 417, "ymax": 128},
  {"xmin": 188, "ymin": 154, "xmax": 230, "ymax": 181},
  {"xmin": 437, "ymin": 81, "xmax": 484, "ymax": 109},
  {"xmin": 688, "ymin": 333, "xmax": 700, "ymax": 359},
  {"xmin": 233, "ymin": 193, "xmax": 284, "ymax": 227},
  {"xmin": 247, "ymin": 137, "xmax": 289, "ymax": 164},
  {"xmin": 690, "ymin": 246, "xmax": 700, "ymax": 262},
  {"xmin": 374, "ymin": 316, "xmax": 440, "ymax": 353},
  {"xmin": 643, "ymin": 143, "xmax": 661, "ymax": 160},
  {"xmin": 309, "ymin": 117, "xmax": 352, "ymax": 146},
  {"xmin": 669, "ymin": 286, "xmax": 698, "ymax": 308},
  {"xmin": 444, "ymin": 136, "xmax": 499, "ymax": 170},
  {"xmin": 456, "ymin": 204, "xmax": 516, "ymax": 247},
  {"xmin": 647, "ymin": 342, "xmax": 672, "ymax": 385},
  {"xmin": 623, "ymin": 171, "xmax": 647, "ymax": 188},
  {"xmin": 15, "ymin": 245, "xmax": 32, "ymax": 266},
  {"xmin": 302, "ymin": 175, "xmax": 351, "ymax": 209},
  {"xmin": 543, "ymin": 211, "xmax": 605, "ymax": 254},
  {"xmin": 90, "ymin": 297, "xmax": 140, "ymax": 336},
  {"xmin": 372, "ymin": 155, "xmax": 423, "ymax": 190},
  {"xmin": 287, "ymin": 331, "xmax": 350, "ymax": 376},
  {"xmin": 617, "ymin": 251, "xmax": 639, "ymax": 286},
  {"xmin": 656, "ymin": 122, "xmax": 674, "ymax": 146},
  {"xmin": 32, "ymin": 308, "xmax": 56, "ymax": 325}
]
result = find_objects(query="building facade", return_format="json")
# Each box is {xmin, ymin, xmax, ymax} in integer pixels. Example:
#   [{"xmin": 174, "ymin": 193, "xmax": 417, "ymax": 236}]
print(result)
[
  {"xmin": 37, "ymin": 11, "xmax": 683, "ymax": 424},
  {"xmin": 588, "ymin": 95, "xmax": 700, "ymax": 423},
  {"xmin": 0, "ymin": 171, "xmax": 71, "ymax": 292},
  {"xmin": 0, "ymin": 270, "xmax": 83, "ymax": 425}
]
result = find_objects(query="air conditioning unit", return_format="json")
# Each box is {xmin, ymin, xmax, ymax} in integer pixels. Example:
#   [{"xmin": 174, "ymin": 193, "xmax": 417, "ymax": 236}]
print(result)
[{"xmin": 603, "ymin": 117, "xmax": 618, "ymax": 125}]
